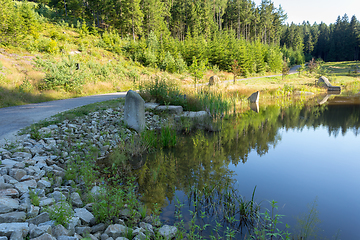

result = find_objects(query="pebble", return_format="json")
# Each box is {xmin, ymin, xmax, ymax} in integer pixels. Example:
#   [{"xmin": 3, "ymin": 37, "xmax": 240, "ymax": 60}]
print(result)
[{"xmin": 0, "ymin": 105, "xmax": 182, "ymax": 239}]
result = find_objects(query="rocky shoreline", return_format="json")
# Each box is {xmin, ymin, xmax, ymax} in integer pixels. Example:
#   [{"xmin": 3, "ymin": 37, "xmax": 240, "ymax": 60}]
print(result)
[{"xmin": 0, "ymin": 102, "xmax": 182, "ymax": 240}]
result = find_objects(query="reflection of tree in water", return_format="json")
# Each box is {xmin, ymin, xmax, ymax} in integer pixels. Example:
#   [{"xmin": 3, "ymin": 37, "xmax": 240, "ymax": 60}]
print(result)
[{"xmin": 132, "ymin": 100, "xmax": 360, "ymax": 213}]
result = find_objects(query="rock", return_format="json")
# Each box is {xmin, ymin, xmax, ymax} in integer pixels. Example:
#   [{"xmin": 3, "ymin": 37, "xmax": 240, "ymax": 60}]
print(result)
[
  {"xmin": 144, "ymin": 103, "xmax": 160, "ymax": 110},
  {"xmin": 52, "ymin": 224, "xmax": 69, "ymax": 238},
  {"xmin": 51, "ymin": 191, "xmax": 66, "ymax": 202},
  {"xmin": 1, "ymin": 159, "xmax": 19, "ymax": 167},
  {"xmin": 91, "ymin": 223, "xmax": 106, "ymax": 233},
  {"xmin": 90, "ymin": 186, "xmax": 103, "ymax": 198},
  {"xmin": 0, "ymin": 188, "xmax": 19, "ymax": 198},
  {"xmin": 0, "ymin": 196, "xmax": 19, "ymax": 213},
  {"xmin": 26, "ymin": 212, "xmax": 50, "ymax": 225},
  {"xmin": 9, "ymin": 169, "xmax": 27, "ymax": 181},
  {"xmin": 250, "ymin": 102, "xmax": 259, "ymax": 113},
  {"xmin": 155, "ymin": 105, "xmax": 183, "ymax": 115},
  {"xmin": 158, "ymin": 225, "xmax": 177, "ymax": 239},
  {"xmin": 30, "ymin": 225, "xmax": 52, "ymax": 238},
  {"xmin": 0, "ymin": 211, "xmax": 26, "ymax": 223},
  {"xmin": 318, "ymin": 76, "xmax": 341, "ymax": 91},
  {"xmin": 31, "ymin": 233, "xmax": 56, "ymax": 240},
  {"xmin": 124, "ymin": 90, "xmax": 146, "ymax": 132},
  {"xmin": 12, "ymin": 152, "xmax": 32, "ymax": 160},
  {"xmin": 133, "ymin": 231, "xmax": 146, "ymax": 240},
  {"xmin": 74, "ymin": 208, "xmax": 95, "ymax": 225},
  {"xmin": 0, "ymin": 223, "xmax": 29, "ymax": 238},
  {"xmin": 104, "ymin": 224, "xmax": 128, "ymax": 239},
  {"xmin": 10, "ymin": 229, "xmax": 23, "ymax": 240},
  {"xmin": 66, "ymin": 217, "xmax": 80, "ymax": 235},
  {"xmin": 139, "ymin": 222, "xmax": 154, "ymax": 236},
  {"xmin": 75, "ymin": 226, "xmax": 91, "ymax": 236},
  {"xmin": 39, "ymin": 198, "xmax": 55, "ymax": 207},
  {"xmin": 14, "ymin": 180, "xmax": 37, "ymax": 194},
  {"xmin": 209, "ymin": 75, "xmax": 220, "ymax": 86},
  {"xmin": 248, "ymin": 91, "xmax": 260, "ymax": 103},
  {"xmin": 0, "ymin": 182, "xmax": 13, "ymax": 190},
  {"xmin": 27, "ymin": 205, "xmax": 40, "ymax": 218},
  {"xmin": 70, "ymin": 192, "xmax": 83, "ymax": 207},
  {"xmin": 57, "ymin": 236, "xmax": 78, "ymax": 240},
  {"xmin": 37, "ymin": 179, "xmax": 52, "ymax": 189}
]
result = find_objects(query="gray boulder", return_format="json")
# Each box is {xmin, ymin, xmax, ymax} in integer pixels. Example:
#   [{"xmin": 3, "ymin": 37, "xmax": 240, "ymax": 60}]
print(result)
[
  {"xmin": 155, "ymin": 105, "xmax": 183, "ymax": 115},
  {"xmin": 209, "ymin": 75, "xmax": 220, "ymax": 86},
  {"xmin": 0, "ymin": 196, "xmax": 20, "ymax": 213},
  {"xmin": 158, "ymin": 225, "xmax": 177, "ymax": 239},
  {"xmin": 0, "ymin": 211, "xmax": 26, "ymax": 223},
  {"xmin": 74, "ymin": 208, "xmax": 95, "ymax": 225},
  {"xmin": 248, "ymin": 91, "xmax": 260, "ymax": 103},
  {"xmin": 104, "ymin": 224, "xmax": 128, "ymax": 239},
  {"xmin": 318, "ymin": 76, "xmax": 341, "ymax": 91},
  {"xmin": 70, "ymin": 192, "xmax": 83, "ymax": 207},
  {"xmin": 0, "ymin": 223, "xmax": 29, "ymax": 238},
  {"xmin": 26, "ymin": 212, "xmax": 50, "ymax": 225},
  {"xmin": 124, "ymin": 90, "xmax": 145, "ymax": 132}
]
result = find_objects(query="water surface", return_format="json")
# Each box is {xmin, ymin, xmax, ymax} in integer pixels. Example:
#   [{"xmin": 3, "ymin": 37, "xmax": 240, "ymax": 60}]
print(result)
[{"xmin": 133, "ymin": 95, "xmax": 360, "ymax": 239}]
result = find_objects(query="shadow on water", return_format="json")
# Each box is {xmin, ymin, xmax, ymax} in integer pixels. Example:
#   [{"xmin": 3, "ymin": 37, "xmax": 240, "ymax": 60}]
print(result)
[{"xmin": 110, "ymin": 95, "xmax": 360, "ymax": 238}]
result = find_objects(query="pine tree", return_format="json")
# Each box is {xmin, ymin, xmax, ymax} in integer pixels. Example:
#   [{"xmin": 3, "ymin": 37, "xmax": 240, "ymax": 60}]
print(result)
[{"xmin": 123, "ymin": 0, "xmax": 144, "ymax": 41}]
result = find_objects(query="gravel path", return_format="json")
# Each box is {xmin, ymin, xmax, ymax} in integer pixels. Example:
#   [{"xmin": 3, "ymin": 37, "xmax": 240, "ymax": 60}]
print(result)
[{"xmin": 0, "ymin": 92, "xmax": 127, "ymax": 146}]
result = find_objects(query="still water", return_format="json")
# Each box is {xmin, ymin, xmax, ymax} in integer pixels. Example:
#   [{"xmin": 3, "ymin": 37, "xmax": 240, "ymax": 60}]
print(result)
[{"xmin": 134, "ymin": 95, "xmax": 360, "ymax": 239}]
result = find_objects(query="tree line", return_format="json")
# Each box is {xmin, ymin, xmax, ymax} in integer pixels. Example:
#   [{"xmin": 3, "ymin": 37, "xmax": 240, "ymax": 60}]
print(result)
[
  {"xmin": 281, "ymin": 14, "xmax": 360, "ymax": 62},
  {"xmin": 1, "ymin": 0, "xmax": 358, "ymax": 78}
]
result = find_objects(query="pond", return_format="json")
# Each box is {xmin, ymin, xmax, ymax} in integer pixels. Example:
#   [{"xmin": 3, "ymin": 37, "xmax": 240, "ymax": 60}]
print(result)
[{"xmin": 132, "ymin": 94, "xmax": 360, "ymax": 239}]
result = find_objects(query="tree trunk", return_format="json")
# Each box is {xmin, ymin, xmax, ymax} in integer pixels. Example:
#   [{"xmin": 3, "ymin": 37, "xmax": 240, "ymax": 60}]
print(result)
[{"xmin": 63, "ymin": 0, "xmax": 67, "ymax": 17}]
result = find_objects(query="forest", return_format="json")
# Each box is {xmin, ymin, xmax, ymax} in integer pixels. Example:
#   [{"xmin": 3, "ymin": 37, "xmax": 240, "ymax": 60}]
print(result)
[{"xmin": 1, "ymin": 0, "xmax": 360, "ymax": 74}]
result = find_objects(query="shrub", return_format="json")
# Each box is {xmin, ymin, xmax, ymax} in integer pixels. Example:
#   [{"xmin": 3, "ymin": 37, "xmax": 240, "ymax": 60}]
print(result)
[{"xmin": 161, "ymin": 51, "xmax": 176, "ymax": 73}]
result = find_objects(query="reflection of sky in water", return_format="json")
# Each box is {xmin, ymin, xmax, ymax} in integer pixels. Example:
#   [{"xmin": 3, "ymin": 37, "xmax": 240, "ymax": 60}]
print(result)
[{"xmin": 230, "ymin": 126, "xmax": 360, "ymax": 239}]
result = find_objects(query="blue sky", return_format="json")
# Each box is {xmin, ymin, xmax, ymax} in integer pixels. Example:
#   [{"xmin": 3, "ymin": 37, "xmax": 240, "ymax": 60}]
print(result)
[{"xmin": 253, "ymin": 0, "xmax": 360, "ymax": 25}]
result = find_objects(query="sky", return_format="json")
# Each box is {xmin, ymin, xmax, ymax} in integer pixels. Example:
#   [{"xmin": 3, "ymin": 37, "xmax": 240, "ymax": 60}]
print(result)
[{"xmin": 253, "ymin": 0, "xmax": 360, "ymax": 25}]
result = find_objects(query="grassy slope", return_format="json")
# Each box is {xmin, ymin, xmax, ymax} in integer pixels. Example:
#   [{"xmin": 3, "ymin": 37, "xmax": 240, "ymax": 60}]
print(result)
[{"xmin": 0, "ymin": 12, "xmax": 359, "ymax": 109}]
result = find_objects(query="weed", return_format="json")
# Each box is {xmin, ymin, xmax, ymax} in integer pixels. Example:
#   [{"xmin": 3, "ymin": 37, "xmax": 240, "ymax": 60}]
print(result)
[
  {"xmin": 139, "ymin": 205, "xmax": 147, "ymax": 219},
  {"xmin": 46, "ymin": 201, "xmax": 73, "ymax": 227},
  {"xmin": 29, "ymin": 189, "xmax": 40, "ymax": 206},
  {"xmin": 3, "ymin": 140, "xmax": 19, "ymax": 151},
  {"xmin": 29, "ymin": 125, "xmax": 43, "ymax": 141},
  {"xmin": 160, "ymin": 123, "xmax": 177, "ymax": 148},
  {"xmin": 251, "ymin": 200, "xmax": 291, "ymax": 240},
  {"xmin": 294, "ymin": 197, "xmax": 321, "ymax": 240}
]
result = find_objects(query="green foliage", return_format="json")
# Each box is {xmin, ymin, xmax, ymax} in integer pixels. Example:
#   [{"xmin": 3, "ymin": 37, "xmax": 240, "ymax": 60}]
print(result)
[
  {"xmin": 139, "ymin": 77, "xmax": 188, "ymax": 109},
  {"xmin": 160, "ymin": 123, "xmax": 177, "ymax": 148},
  {"xmin": 266, "ymin": 47, "xmax": 283, "ymax": 73},
  {"xmin": 29, "ymin": 189, "xmax": 40, "ymax": 206},
  {"xmin": 252, "ymin": 200, "xmax": 291, "ymax": 239},
  {"xmin": 161, "ymin": 51, "xmax": 176, "ymax": 73},
  {"xmin": 189, "ymin": 56, "xmax": 207, "ymax": 86},
  {"xmin": 36, "ymin": 56, "xmax": 85, "ymax": 92},
  {"xmin": 46, "ymin": 201, "xmax": 73, "ymax": 227},
  {"xmin": 29, "ymin": 125, "xmax": 45, "ymax": 141},
  {"xmin": 18, "ymin": 78, "xmax": 34, "ymax": 93}
]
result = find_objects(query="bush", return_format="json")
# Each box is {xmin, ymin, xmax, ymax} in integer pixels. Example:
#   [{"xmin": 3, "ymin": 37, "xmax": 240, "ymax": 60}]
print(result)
[
  {"xmin": 36, "ymin": 57, "xmax": 84, "ymax": 92},
  {"xmin": 161, "ymin": 51, "xmax": 176, "ymax": 73}
]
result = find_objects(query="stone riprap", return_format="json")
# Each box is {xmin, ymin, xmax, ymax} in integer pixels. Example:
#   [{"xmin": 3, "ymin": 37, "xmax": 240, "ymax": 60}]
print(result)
[{"xmin": 0, "ymin": 103, "xmax": 189, "ymax": 240}]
